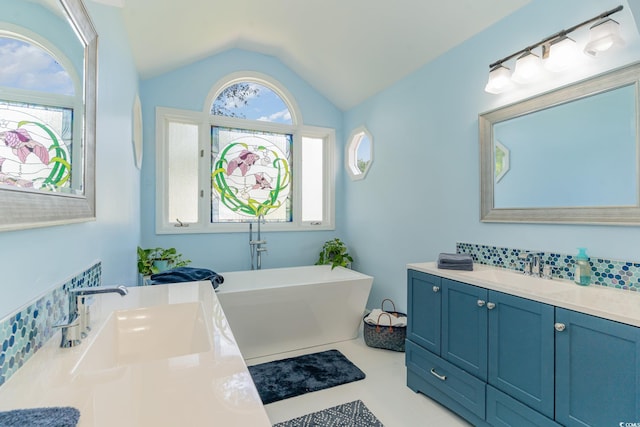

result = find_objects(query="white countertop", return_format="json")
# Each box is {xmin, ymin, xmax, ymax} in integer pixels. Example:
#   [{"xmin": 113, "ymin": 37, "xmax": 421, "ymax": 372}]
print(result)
[
  {"xmin": 408, "ymin": 262, "xmax": 640, "ymax": 328},
  {"xmin": 0, "ymin": 282, "xmax": 271, "ymax": 427}
]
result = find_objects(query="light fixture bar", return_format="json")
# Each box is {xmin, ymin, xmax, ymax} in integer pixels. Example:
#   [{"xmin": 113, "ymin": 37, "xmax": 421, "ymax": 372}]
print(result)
[{"xmin": 488, "ymin": 5, "xmax": 623, "ymax": 70}]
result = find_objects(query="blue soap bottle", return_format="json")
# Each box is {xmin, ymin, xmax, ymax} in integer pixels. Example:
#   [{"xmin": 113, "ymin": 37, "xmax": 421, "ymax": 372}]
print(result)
[{"xmin": 574, "ymin": 248, "xmax": 591, "ymax": 286}]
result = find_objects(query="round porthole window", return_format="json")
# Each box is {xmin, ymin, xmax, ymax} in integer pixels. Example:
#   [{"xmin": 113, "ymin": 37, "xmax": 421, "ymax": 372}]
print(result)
[{"xmin": 346, "ymin": 126, "xmax": 373, "ymax": 181}]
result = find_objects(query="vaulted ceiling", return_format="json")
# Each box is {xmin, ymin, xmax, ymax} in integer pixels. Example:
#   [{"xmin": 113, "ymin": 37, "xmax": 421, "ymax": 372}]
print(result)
[{"xmin": 93, "ymin": 0, "xmax": 530, "ymax": 110}]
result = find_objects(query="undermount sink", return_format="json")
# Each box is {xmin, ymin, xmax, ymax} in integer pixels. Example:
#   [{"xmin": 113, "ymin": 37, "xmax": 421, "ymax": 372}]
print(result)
[{"xmin": 73, "ymin": 302, "xmax": 212, "ymax": 373}]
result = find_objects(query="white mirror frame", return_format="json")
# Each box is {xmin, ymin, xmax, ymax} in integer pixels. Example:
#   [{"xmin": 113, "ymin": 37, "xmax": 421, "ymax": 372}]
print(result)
[
  {"xmin": 480, "ymin": 61, "xmax": 640, "ymax": 225},
  {"xmin": 0, "ymin": 0, "xmax": 97, "ymax": 232}
]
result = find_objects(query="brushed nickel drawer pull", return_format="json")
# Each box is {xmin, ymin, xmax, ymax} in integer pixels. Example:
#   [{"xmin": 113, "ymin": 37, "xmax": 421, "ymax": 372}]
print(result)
[
  {"xmin": 432, "ymin": 286, "xmax": 440, "ymax": 292},
  {"xmin": 430, "ymin": 368, "xmax": 447, "ymax": 381}
]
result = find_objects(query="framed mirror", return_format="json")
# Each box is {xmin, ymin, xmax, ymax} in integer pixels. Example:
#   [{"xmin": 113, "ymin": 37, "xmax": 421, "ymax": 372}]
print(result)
[
  {"xmin": 0, "ymin": 0, "xmax": 97, "ymax": 231},
  {"xmin": 479, "ymin": 61, "xmax": 640, "ymax": 225}
]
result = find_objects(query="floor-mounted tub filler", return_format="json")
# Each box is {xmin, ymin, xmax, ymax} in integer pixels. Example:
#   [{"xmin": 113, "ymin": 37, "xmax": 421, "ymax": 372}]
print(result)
[{"xmin": 217, "ymin": 265, "xmax": 374, "ymax": 359}]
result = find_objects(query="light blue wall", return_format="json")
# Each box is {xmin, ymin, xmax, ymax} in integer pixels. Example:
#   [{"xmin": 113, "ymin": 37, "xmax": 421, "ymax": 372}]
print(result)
[
  {"xmin": 343, "ymin": 0, "xmax": 640, "ymax": 310},
  {"xmin": 0, "ymin": 3, "xmax": 140, "ymax": 319},
  {"xmin": 139, "ymin": 49, "xmax": 344, "ymax": 272}
]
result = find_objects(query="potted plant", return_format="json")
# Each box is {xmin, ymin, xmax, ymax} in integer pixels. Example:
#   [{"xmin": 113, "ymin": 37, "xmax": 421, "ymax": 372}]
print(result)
[
  {"xmin": 137, "ymin": 246, "xmax": 191, "ymax": 280},
  {"xmin": 315, "ymin": 238, "xmax": 353, "ymax": 269}
]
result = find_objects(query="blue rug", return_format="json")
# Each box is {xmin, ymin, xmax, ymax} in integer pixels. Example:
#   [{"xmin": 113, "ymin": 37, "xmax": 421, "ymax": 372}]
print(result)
[
  {"xmin": 273, "ymin": 400, "xmax": 383, "ymax": 427},
  {"xmin": 249, "ymin": 349, "xmax": 366, "ymax": 404}
]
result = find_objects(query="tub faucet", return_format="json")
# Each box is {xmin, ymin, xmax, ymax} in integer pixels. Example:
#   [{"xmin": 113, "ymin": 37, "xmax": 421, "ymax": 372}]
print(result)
[
  {"xmin": 249, "ymin": 214, "xmax": 267, "ymax": 270},
  {"xmin": 56, "ymin": 285, "xmax": 128, "ymax": 348}
]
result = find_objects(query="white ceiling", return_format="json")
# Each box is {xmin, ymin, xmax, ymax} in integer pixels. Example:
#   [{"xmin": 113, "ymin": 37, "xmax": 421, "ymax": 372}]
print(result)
[{"xmin": 94, "ymin": 0, "xmax": 530, "ymax": 110}]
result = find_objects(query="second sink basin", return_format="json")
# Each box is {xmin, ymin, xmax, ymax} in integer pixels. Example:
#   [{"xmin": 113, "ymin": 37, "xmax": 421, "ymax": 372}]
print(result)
[{"xmin": 74, "ymin": 302, "xmax": 212, "ymax": 373}]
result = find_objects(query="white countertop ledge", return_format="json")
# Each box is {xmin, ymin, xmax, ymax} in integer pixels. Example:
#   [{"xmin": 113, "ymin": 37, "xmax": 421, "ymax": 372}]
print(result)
[
  {"xmin": 0, "ymin": 281, "xmax": 271, "ymax": 427},
  {"xmin": 408, "ymin": 262, "xmax": 640, "ymax": 328}
]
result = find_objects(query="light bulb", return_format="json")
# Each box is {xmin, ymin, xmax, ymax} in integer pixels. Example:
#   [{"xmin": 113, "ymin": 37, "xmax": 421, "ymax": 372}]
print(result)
[
  {"xmin": 485, "ymin": 65, "xmax": 514, "ymax": 94},
  {"xmin": 584, "ymin": 19, "xmax": 624, "ymax": 56},
  {"xmin": 512, "ymin": 51, "xmax": 543, "ymax": 84},
  {"xmin": 544, "ymin": 36, "xmax": 578, "ymax": 72}
]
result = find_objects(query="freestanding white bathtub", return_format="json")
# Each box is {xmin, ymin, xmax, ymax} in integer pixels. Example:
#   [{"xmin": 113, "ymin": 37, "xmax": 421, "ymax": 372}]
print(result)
[{"xmin": 216, "ymin": 265, "xmax": 373, "ymax": 360}]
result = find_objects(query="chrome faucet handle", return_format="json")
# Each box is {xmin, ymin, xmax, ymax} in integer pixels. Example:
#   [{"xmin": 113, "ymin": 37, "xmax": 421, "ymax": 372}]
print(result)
[
  {"xmin": 518, "ymin": 252, "xmax": 532, "ymax": 275},
  {"xmin": 54, "ymin": 315, "xmax": 82, "ymax": 348},
  {"xmin": 531, "ymin": 254, "xmax": 541, "ymax": 277}
]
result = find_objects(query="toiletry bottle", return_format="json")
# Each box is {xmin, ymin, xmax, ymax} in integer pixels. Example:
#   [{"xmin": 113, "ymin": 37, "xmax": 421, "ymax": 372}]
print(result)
[{"xmin": 574, "ymin": 248, "xmax": 591, "ymax": 286}]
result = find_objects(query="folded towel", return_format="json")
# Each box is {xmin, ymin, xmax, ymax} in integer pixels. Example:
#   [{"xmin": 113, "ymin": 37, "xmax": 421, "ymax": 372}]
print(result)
[
  {"xmin": 149, "ymin": 267, "xmax": 224, "ymax": 289},
  {"xmin": 438, "ymin": 253, "xmax": 473, "ymax": 264},
  {"xmin": 364, "ymin": 309, "xmax": 407, "ymax": 327},
  {"xmin": 438, "ymin": 253, "xmax": 473, "ymax": 271},
  {"xmin": 0, "ymin": 407, "xmax": 80, "ymax": 426},
  {"xmin": 437, "ymin": 262, "xmax": 474, "ymax": 271}
]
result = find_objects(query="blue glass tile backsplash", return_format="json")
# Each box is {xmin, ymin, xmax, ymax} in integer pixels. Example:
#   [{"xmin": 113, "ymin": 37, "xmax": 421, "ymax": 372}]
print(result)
[
  {"xmin": 457, "ymin": 242, "xmax": 640, "ymax": 292},
  {"xmin": 0, "ymin": 262, "xmax": 101, "ymax": 386}
]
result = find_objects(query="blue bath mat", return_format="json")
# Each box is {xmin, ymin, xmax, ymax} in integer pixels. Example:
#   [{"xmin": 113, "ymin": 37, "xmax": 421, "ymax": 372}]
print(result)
[
  {"xmin": 248, "ymin": 349, "xmax": 366, "ymax": 404},
  {"xmin": 273, "ymin": 399, "xmax": 383, "ymax": 427},
  {"xmin": 0, "ymin": 407, "xmax": 80, "ymax": 426}
]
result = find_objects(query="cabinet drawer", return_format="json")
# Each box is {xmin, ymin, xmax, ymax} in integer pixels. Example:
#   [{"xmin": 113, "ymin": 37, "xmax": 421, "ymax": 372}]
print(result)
[
  {"xmin": 487, "ymin": 385, "xmax": 560, "ymax": 427},
  {"xmin": 406, "ymin": 340, "xmax": 486, "ymax": 420}
]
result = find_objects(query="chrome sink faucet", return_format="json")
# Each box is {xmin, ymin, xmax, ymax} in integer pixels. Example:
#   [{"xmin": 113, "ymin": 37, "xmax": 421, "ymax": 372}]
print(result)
[
  {"xmin": 56, "ymin": 285, "xmax": 128, "ymax": 348},
  {"xmin": 518, "ymin": 252, "xmax": 542, "ymax": 277}
]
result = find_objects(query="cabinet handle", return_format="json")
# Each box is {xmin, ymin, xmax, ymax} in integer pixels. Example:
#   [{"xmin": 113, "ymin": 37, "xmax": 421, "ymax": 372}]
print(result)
[
  {"xmin": 554, "ymin": 323, "xmax": 566, "ymax": 332},
  {"xmin": 432, "ymin": 286, "xmax": 440, "ymax": 293},
  {"xmin": 430, "ymin": 368, "xmax": 447, "ymax": 381},
  {"xmin": 477, "ymin": 300, "xmax": 486, "ymax": 307},
  {"xmin": 487, "ymin": 302, "xmax": 496, "ymax": 310}
]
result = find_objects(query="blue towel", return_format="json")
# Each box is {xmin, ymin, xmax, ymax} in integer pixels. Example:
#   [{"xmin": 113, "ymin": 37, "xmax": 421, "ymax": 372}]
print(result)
[
  {"xmin": 437, "ymin": 253, "xmax": 473, "ymax": 271},
  {"xmin": 149, "ymin": 267, "xmax": 224, "ymax": 289},
  {"xmin": 0, "ymin": 407, "xmax": 80, "ymax": 426}
]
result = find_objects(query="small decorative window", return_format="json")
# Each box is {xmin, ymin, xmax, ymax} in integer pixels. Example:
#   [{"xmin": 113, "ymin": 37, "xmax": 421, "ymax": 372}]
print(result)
[{"xmin": 346, "ymin": 126, "xmax": 373, "ymax": 180}]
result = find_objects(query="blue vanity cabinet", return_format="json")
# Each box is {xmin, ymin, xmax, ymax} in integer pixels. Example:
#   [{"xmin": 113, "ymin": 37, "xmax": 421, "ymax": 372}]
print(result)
[
  {"xmin": 487, "ymin": 291, "xmax": 555, "ymax": 419},
  {"xmin": 442, "ymin": 278, "xmax": 488, "ymax": 381},
  {"xmin": 407, "ymin": 270, "xmax": 441, "ymax": 354},
  {"xmin": 555, "ymin": 308, "xmax": 640, "ymax": 427}
]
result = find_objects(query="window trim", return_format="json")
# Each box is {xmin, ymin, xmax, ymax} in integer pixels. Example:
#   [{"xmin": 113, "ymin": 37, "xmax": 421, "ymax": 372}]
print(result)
[{"xmin": 155, "ymin": 74, "xmax": 335, "ymax": 234}]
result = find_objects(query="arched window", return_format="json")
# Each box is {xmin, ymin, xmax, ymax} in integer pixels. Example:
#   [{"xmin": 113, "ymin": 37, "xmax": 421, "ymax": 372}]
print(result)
[
  {"xmin": 156, "ymin": 73, "xmax": 335, "ymax": 233},
  {"xmin": 0, "ymin": 30, "xmax": 81, "ymax": 192}
]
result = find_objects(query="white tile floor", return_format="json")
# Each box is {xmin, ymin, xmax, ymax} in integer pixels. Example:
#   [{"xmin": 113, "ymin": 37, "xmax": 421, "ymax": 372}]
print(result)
[{"xmin": 246, "ymin": 337, "xmax": 471, "ymax": 427}]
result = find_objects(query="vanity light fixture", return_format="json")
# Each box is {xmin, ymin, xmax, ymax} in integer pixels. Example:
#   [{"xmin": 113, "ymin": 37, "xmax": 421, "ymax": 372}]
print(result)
[{"xmin": 485, "ymin": 5, "xmax": 624, "ymax": 94}]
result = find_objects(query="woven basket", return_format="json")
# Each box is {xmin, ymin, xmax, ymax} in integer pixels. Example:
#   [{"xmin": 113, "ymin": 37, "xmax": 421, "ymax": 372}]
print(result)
[{"xmin": 363, "ymin": 299, "xmax": 406, "ymax": 352}]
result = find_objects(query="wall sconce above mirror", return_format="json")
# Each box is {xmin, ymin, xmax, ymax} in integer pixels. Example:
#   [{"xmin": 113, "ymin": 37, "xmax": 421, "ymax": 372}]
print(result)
[
  {"xmin": 479, "ymin": 61, "xmax": 640, "ymax": 225},
  {"xmin": 485, "ymin": 5, "xmax": 625, "ymax": 94},
  {"xmin": 0, "ymin": 0, "xmax": 97, "ymax": 231}
]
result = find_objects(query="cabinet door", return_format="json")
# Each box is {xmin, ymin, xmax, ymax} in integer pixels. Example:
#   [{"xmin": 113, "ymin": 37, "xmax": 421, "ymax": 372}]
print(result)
[
  {"xmin": 488, "ymin": 291, "xmax": 555, "ymax": 418},
  {"xmin": 556, "ymin": 308, "xmax": 640, "ymax": 427},
  {"xmin": 407, "ymin": 270, "xmax": 441, "ymax": 354},
  {"xmin": 442, "ymin": 279, "xmax": 488, "ymax": 380}
]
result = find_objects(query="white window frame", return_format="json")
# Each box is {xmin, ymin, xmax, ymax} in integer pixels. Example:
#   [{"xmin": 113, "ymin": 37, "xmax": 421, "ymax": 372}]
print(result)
[{"xmin": 155, "ymin": 73, "xmax": 335, "ymax": 234}]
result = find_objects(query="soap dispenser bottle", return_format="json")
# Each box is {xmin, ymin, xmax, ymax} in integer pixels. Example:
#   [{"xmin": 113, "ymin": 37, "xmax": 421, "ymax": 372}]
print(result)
[{"xmin": 574, "ymin": 248, "xmax": 591, "ymax": 286}]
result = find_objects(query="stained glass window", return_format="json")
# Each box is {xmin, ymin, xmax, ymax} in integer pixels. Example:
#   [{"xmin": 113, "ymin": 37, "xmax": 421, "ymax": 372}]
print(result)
[
  {"xmin": 211, "ymin": 126, "xmax": 292, "ymax": 223},
  {"xmin": 0, "ymin": 101, "xmax": 73, "ymax": 191},
  {"xmin": 0, "ymin": 35, "xmax": 76, "ymax": 192}
]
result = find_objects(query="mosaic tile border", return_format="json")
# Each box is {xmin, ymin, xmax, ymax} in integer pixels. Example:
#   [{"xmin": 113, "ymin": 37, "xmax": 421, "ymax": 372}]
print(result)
[
  {"xmin": 0, "ymin": 262, "xmax": 101, "ymax": 387},
  {"xmin": 456, "ymin": 242, "xmax": 640, "ymax": 292}
]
